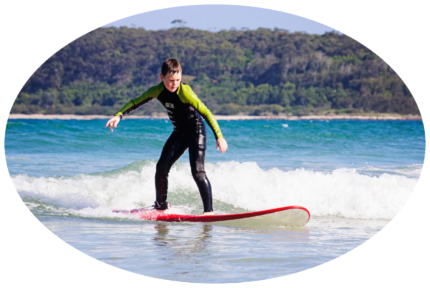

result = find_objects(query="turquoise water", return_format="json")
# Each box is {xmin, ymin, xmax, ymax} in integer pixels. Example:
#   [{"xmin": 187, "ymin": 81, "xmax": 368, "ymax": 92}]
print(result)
[
  {"xmin": 6, "ymin": 119, "xmax": 425, "ymax": 177},
  {"xmin": 5, "ymin": 119, "xmax": 425, "ymax": 283}
]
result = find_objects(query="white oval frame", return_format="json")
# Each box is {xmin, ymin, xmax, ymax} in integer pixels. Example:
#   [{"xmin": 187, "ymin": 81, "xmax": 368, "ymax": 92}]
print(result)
[{"xmin": 0, "ymin": 0, "xmax": 429, "ymax": 288}]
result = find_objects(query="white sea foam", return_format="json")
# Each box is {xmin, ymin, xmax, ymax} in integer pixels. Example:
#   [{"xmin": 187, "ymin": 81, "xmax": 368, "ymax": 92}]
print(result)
[
  {"xmin": 11, "ymin": 161, "xmax": 419, "ymax": 220},
  {"xmin": 357, "ymin": 164, "xmax": 423, "ymax": 178}
]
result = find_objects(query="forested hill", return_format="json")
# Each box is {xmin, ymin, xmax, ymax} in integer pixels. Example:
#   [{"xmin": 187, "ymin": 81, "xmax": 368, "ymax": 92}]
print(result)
[{"xmin": 12, "ymin": 27, "xmax": 419, "ymax": 116}]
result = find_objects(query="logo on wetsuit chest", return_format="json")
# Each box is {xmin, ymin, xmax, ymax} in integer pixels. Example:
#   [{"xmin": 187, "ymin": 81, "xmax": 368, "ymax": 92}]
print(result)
[{"xmin": 165, "ymin": 103, "xmax": 174, "ymax": 108}]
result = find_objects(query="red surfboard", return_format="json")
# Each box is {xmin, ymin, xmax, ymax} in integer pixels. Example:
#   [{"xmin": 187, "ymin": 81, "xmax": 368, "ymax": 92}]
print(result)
[{"xmin": 113, "ymin": 205, "xmax": 310, "ymax": 226}]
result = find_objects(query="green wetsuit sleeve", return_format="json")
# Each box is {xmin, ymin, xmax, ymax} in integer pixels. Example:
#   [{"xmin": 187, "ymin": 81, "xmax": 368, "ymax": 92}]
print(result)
[
  {"xmin": 177, "ymin": 83, "xmax": 223, "ymax": 139},
  {"xmin": 115, "ymin": 83, "xmax": 164, "ymax": 118}
]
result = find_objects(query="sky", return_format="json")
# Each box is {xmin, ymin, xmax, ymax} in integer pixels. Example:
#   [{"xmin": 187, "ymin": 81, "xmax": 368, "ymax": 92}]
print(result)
[{"xmin": 104, "ymin": 5, "xmax": 335, "ymax": 34}]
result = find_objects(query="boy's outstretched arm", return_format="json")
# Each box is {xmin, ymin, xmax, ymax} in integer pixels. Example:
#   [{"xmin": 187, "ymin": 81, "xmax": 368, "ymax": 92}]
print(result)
[
  {"xmin": 216, "ymin": 137, "xmax": 228, "ymax": 153},
  {"xmin": 104, "ymin": 83, "xmax": 163, "ymax": 132},
  {"xmin": 105, "ymin": 116, "xmax": 120, "ymax": 132}
]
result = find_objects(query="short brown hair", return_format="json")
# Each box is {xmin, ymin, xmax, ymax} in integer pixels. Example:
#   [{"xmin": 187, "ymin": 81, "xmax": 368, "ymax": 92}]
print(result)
[{"xmin": 161, "ymin": 59, "xmax": 182, "ymax": 76}]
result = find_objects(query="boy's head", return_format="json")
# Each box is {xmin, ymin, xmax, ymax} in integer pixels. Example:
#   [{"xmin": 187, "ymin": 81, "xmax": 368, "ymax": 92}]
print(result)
[
  {"xmin": 161, "ymin": 59, "xmax": 182, "ymax": 76},
  {"xmin": 160, "ymin": 59, "xmax": 182, "ymax": 92}
]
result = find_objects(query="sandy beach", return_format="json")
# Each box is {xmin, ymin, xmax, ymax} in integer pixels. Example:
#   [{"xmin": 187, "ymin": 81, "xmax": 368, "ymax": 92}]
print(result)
[{"xmin": 8, "ymin": 113, "xmax": 422, "ymax": 121}]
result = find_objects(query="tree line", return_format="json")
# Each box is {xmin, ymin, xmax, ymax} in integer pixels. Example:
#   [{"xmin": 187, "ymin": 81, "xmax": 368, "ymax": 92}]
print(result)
[{"xmin": 11, "ymin": 26, "xmax": 420, "ymax": 116}]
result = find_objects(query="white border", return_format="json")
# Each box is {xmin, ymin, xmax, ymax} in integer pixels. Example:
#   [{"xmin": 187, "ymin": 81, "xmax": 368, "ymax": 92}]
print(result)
[{"xmin": 0, "ymin": 0, "xmax": 429, "ymax": 288}]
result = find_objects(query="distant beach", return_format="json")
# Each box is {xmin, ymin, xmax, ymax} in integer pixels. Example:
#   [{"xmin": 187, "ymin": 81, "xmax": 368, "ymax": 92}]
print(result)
[{"xmin": 8, "ymin": 114, "xmax": 422, "ymax": 120}]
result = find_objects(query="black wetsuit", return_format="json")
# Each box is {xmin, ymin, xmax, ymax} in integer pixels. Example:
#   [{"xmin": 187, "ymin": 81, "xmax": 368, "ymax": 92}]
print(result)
[{"xmin": 115, "ymin": 82, "xmax": 223, "ymax": 212}]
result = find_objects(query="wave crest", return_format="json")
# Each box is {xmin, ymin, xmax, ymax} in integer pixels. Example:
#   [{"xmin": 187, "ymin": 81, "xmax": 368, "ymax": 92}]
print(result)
[{"xmin": 11, "ymin": 160, "xmax": 418, "ymax": 220}]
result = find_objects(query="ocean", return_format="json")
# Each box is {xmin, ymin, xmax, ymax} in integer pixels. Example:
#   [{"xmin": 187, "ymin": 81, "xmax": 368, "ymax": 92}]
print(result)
[{"xmin": 4, "ymin": 118, "xmax": 425, "ymax": 283}]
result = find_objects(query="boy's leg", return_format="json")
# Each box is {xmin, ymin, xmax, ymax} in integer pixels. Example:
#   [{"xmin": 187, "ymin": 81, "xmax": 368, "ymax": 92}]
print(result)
[
  {"xmin": 155, "ymin": 131, "xmax": 188, "ymax": 209},
  {"xmin": 188, "ymin": 132, "xmax": 213, "ymax": 213}
]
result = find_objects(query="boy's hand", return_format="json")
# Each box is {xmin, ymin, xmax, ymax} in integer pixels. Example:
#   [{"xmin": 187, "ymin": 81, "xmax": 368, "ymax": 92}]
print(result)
[
  {"xmin": 105, "ymin": 116, "xmax": 120, "ymax": 132},
  {"xmin": 216, "ymin": 137, "xmax": 228, "ymax": 153}
]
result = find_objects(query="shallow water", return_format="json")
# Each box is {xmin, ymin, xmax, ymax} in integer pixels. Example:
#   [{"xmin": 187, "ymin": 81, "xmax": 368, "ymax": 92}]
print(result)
[{"xmin": 38, "ymin": 215, "xmax": 387, "ymax": 283}]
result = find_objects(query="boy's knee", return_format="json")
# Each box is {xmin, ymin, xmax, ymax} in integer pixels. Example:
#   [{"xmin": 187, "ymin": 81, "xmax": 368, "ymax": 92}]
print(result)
[
  {"xmin": 192, "ymin": 171, "xmax": 206, "ymax": 182},
  {"xmin": 156, "ymin": 161, "xmax": 169, "ymax": 174}
]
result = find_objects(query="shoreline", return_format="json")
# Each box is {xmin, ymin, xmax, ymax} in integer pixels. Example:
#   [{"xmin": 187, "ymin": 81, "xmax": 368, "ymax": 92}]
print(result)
[{"xmin": 8, "ymin": 114, "xmax": 422, "ymax": 121}]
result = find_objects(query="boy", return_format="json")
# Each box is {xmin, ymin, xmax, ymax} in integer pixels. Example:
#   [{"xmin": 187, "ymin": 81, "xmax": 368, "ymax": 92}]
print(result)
[{"xmin": 105, "ymin": 59, "xmax": 228, "ymax": 215}]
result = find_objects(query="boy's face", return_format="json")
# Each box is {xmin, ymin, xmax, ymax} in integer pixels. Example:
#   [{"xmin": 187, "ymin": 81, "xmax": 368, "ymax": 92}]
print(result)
[{"xmin": 160, "ymin": 72, "xmax": 182, "ymax": 92}]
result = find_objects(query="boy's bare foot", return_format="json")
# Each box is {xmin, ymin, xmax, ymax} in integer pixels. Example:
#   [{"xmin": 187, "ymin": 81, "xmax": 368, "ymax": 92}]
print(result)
[{"xmin": 203, "ymin": 211, "xmax": 215, "ymax": 216}]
